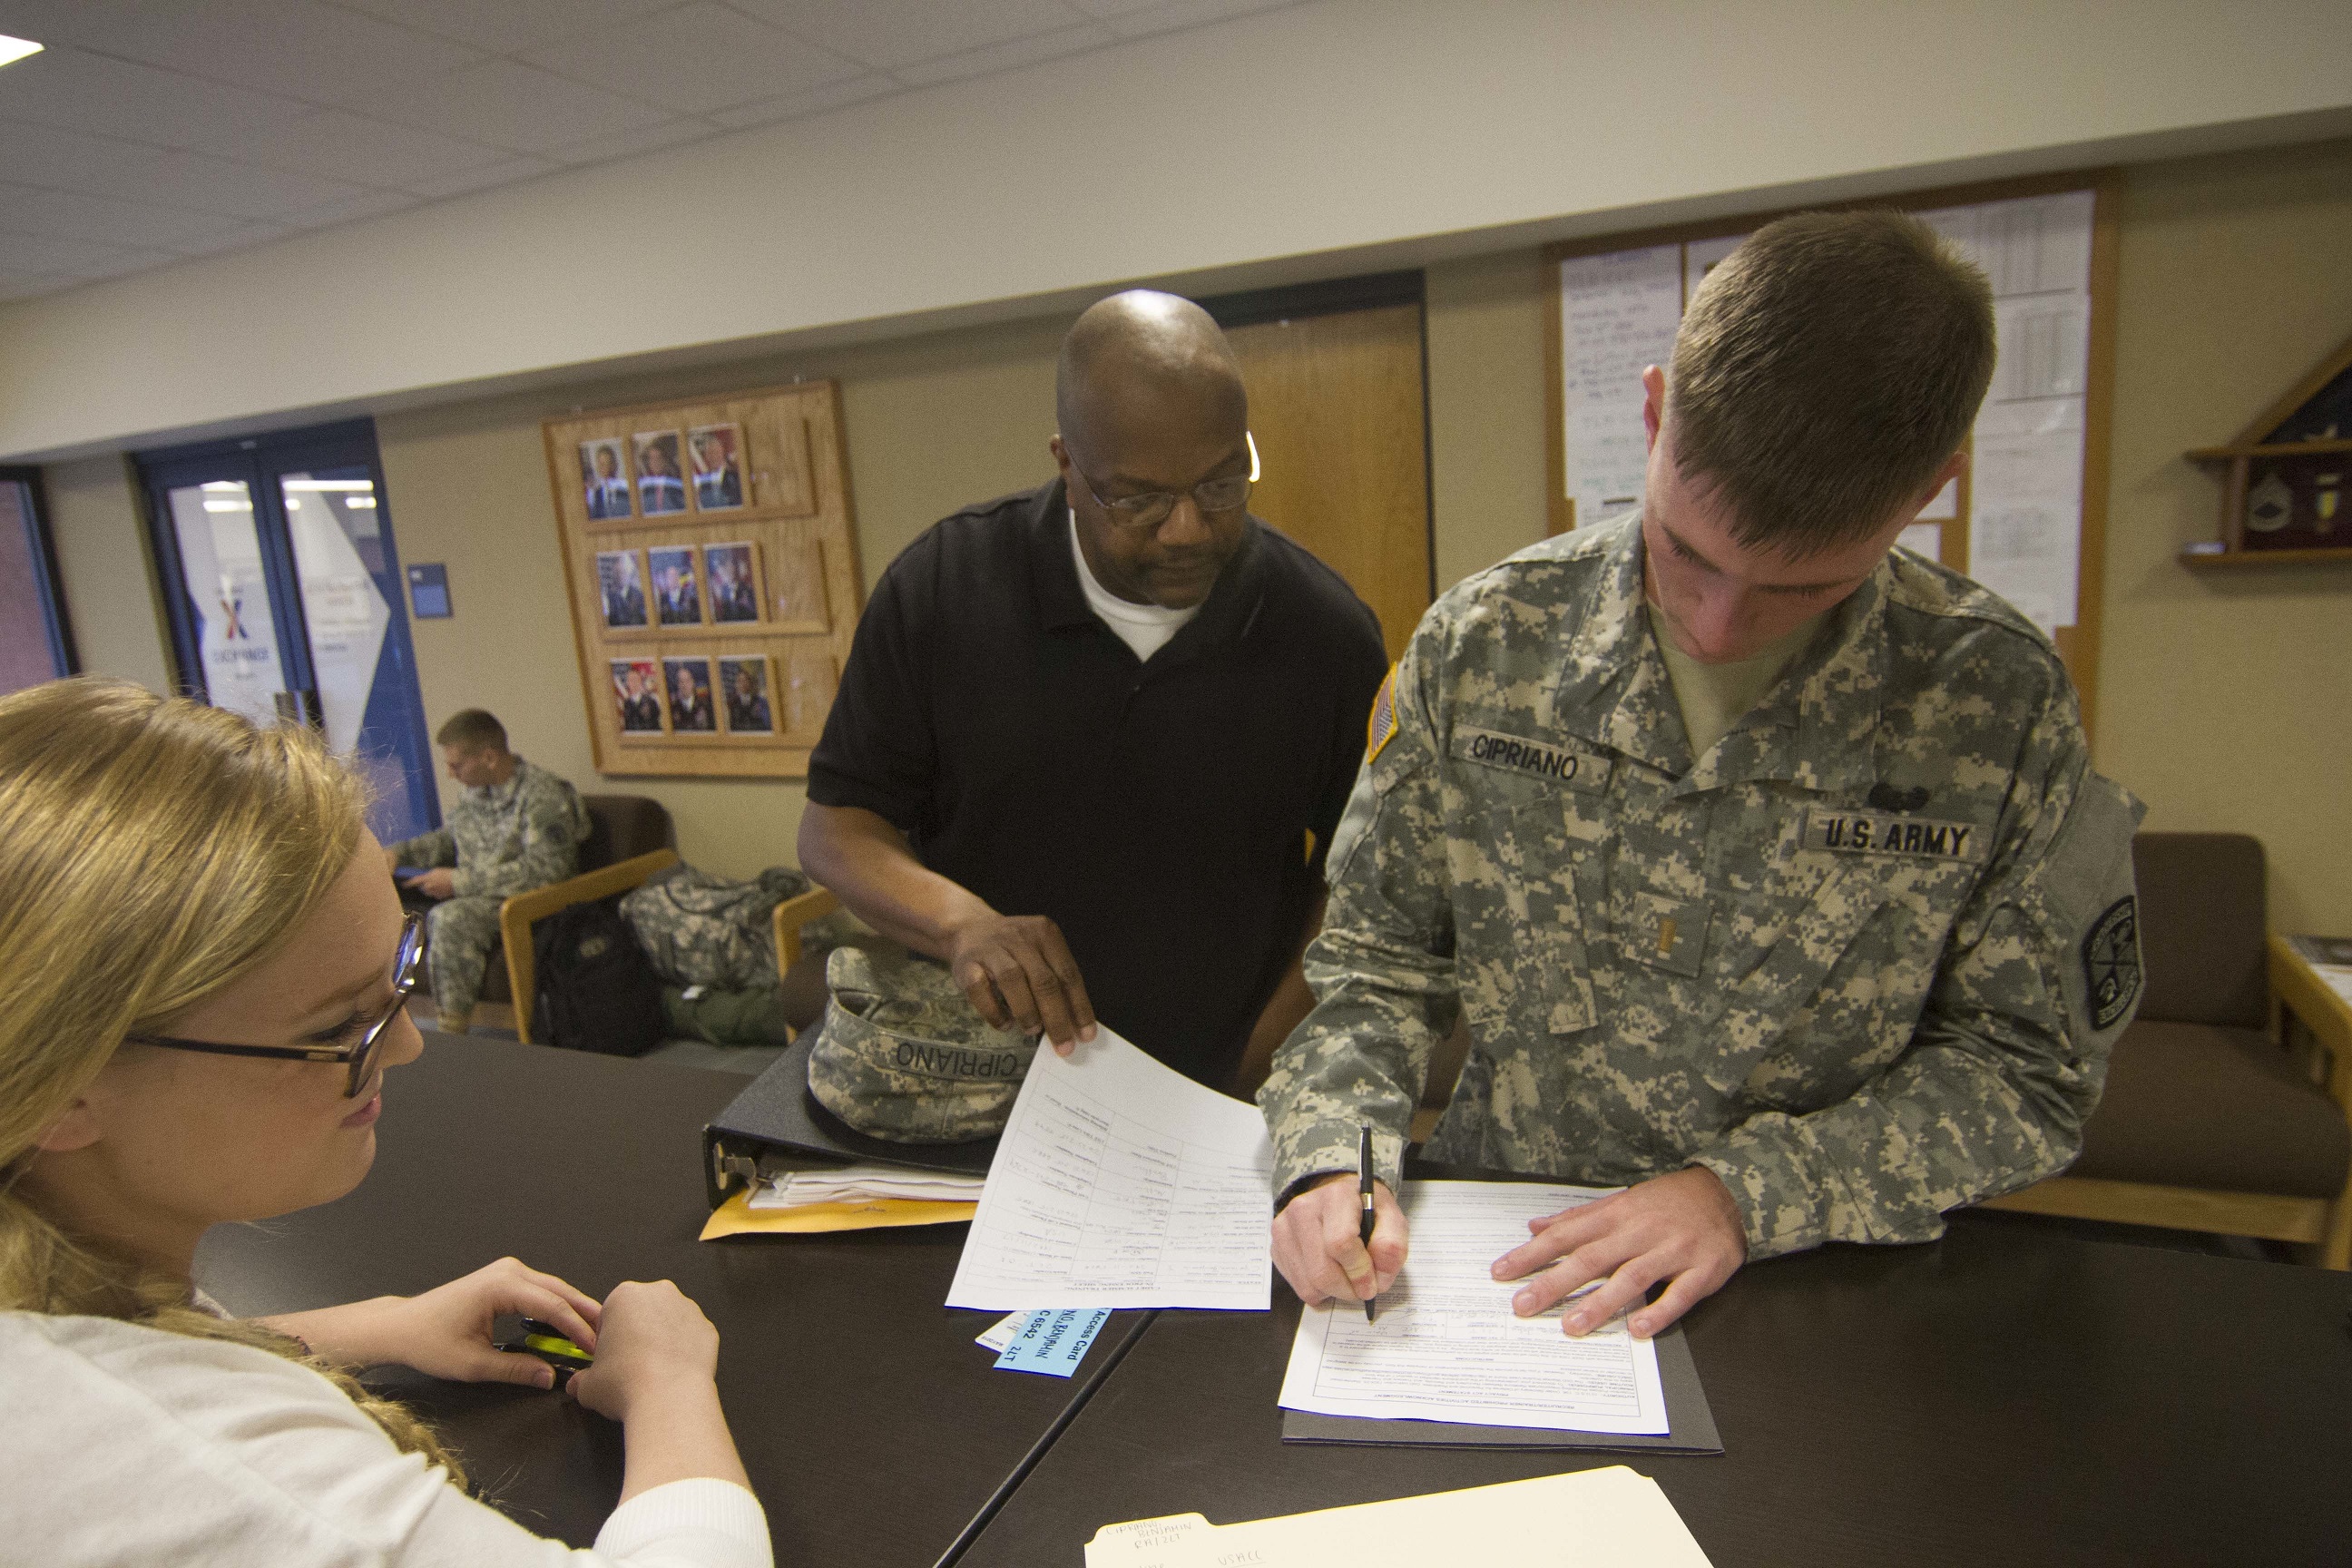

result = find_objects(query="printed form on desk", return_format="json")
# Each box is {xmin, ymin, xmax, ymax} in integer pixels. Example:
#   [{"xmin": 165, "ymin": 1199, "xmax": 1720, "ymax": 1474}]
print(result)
[
  {"xmin": 945, "ymin": 1025, "xmax": 1274, "ymax": 1311},
  {"xmin": 1280, "ymin": 1181, "xmax": 1669, "ymax": 1434},
  {"xmin": 1085, "ymin": 1467, "xmax": 1713, "ymax": 1566}
]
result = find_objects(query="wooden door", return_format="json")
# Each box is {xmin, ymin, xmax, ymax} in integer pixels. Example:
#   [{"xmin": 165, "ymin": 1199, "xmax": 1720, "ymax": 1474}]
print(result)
[{"xmin": 1225, "ymin": 301, "xmax": 1431, "ymax": 659}]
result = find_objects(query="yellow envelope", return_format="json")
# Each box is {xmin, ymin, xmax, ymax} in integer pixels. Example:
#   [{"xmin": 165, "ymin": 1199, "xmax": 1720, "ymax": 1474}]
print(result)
[{"xmin": 698, "ymin": 1187, "xmax": 978, "ymax": 1240}]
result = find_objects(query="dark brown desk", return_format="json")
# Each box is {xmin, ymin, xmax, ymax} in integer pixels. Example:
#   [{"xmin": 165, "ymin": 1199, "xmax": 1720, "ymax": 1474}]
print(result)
[
  {"xmin": 194, "ymin": 1034, "xmax": 1142, "ymax": 1568},
  {"xmin": 958, "ymin": 1214, "xmax": 2352, "ymax": 1568}
]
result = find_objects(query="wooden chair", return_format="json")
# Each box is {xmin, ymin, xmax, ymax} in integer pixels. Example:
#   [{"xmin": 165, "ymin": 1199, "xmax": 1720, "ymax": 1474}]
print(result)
[
  {"xmin": 496, "ymin": 807, "xmax": 843, "ymax": 1044},
  {"xmin": 1980, "ymin": 833, "xmax": 2352, "ymax": 1268}
]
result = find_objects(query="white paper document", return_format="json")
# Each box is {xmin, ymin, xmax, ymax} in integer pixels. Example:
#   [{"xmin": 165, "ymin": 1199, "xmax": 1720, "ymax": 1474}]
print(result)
[
  {"xmin": 748, "ymin": 1162, "xmax": 985, "ymax": 1209},
  {"xmin": 1279, "ymin": 1181, "xmax": 1668, "ymax": 1435},
  {"xmin": 945, "ymin": 1026, "xmax": 1274, "ymax": 1311},
  {"xmin": 1084, "ymin": 1466, "xmax": 1713, "ymax": 1568}
]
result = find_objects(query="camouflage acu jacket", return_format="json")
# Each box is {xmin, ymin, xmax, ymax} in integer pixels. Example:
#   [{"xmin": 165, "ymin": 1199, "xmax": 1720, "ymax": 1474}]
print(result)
[
  {"xmin": 390, "ymin": 757, "xmax": 591, "ymax": 900},
  {"xmin": 1259, "ymin": 517, "xmax": 2145, "ymax": 1259}
]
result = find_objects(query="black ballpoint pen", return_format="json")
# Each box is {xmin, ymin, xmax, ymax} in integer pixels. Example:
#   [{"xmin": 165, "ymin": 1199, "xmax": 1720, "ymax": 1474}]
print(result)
[{"xmin": 1357, "ymin": 1121, "xmax": 1377, "ymax": 1321}]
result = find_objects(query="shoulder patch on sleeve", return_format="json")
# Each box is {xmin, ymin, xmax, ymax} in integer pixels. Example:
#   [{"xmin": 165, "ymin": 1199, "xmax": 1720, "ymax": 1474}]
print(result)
[
  {"xmin": 1365, "ymin": 662, "xmax": 1402, "ymax": 764},
  {"xmin": 2082, "ymin": 896, "xmax": 2141, "ymax": 1031}
]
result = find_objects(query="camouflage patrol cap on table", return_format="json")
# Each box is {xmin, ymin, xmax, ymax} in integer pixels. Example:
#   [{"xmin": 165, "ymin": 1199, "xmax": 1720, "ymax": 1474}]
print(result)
[{"xmin": 805, "ymin": 945, "xmax": 1036, "ymax": 1143}]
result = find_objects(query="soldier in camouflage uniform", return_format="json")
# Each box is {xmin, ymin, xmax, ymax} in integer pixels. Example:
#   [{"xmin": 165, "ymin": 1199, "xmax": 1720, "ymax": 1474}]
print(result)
[
  {"xmin": 1262, "ymin": 211, "xmax": 2144, "ymax": 1340},
  {"xmin": 384, "ymin": 709, "xmax": 592, "ymax": 1031}
]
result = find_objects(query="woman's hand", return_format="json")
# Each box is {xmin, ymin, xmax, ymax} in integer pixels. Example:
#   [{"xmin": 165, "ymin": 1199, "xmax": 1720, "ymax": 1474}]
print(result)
[
  {"xmin": 260, "ymin": 1256, "xmax": 603, "ymax": 1388},
  {"xmin": 565, "ymin": 1279, "xmax": 748, "ymax": 1504},
  {"xmin": 566, "ymin": 1279, "xmax": 720, "ymax": 1424}
]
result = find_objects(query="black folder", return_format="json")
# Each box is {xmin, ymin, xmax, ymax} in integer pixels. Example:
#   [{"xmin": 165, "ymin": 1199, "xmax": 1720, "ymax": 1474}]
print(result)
[{"xmin": 700, "ymin": 1035, "xmax": 997, "ymax": 1207}]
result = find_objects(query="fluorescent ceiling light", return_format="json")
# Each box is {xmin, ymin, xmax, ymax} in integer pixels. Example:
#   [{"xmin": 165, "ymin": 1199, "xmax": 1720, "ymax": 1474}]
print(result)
[
  {"xmin": 202, "ymin": 499, "xmax": 250, "ymax": 513},
  {"xmin": 0, "ymin": 35, "xmax": 43, "ymax": 70},
  {"xmin": 345, "ymin": 496, "xmax": 377, "ymax": 507},
  {"xmin": 281, "ymin": 478, "xmax": 374, "ymax": 492},
  {"xmin": 200, "ymin": 480, "xmax": 247, "ymax": 493}
]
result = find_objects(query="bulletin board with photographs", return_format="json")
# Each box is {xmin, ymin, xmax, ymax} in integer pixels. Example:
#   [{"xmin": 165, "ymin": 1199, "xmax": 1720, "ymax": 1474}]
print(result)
[
  {"xmin": 544, "ymin": 381, "xmax": 861, "ymax": 778},
  {"xmin": 1544, "ymin": 169, "xmax": 2122, "ymax": 739}
]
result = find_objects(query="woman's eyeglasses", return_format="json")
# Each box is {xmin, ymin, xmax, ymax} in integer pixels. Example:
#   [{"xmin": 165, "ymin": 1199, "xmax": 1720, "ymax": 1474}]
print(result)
[{"xmin": 125, "ymin": 914, "xmax": 426, "ymax": 1100}]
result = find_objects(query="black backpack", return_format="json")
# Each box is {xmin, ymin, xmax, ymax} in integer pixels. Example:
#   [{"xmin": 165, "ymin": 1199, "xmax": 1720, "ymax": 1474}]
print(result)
[{"xmin": 531, "ymin": 897, "xmax": 666, "ymax": 1056}]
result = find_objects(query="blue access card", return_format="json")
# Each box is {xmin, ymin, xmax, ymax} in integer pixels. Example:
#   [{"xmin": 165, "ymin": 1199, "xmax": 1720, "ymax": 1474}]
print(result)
[{"xmin": 993, "ymin": 1308, "xmax": 1110, "ymax": 1377}]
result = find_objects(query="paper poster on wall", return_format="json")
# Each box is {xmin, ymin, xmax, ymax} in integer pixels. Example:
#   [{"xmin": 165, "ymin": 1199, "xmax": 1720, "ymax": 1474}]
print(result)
[
  {"xmin": 1560, "ymin": 187, "xmax": 2099, "ymax": 636},
  {"xmin": 1559, "ymin": 244, "xmax": 1681, "ymax": 529}
]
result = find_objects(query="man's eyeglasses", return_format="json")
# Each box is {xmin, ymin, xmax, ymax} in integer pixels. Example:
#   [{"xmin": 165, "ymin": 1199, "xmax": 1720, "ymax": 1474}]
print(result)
[
  {"xmin": 125, "ymin": 913, "xmax": 426, "ymax": 1100},
  {"xmin": 1070, "ymin": 431, "xmax": 1261, "ymax": 532}
]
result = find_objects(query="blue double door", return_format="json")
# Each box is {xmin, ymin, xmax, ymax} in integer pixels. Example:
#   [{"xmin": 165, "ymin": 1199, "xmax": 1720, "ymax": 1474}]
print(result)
[{"xmin": 138, "ymin": 418, "xmax": 439, "ymax": 845}]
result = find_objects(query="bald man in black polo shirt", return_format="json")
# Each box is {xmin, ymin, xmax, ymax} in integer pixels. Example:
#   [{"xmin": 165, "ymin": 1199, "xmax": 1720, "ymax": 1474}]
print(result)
[{"xmin": 799, "ymin": 291, "xmax": 1387, "ymax": 1092}]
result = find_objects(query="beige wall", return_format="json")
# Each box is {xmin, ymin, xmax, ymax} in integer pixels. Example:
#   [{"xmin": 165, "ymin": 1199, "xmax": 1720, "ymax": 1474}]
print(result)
[
  {"xmin": 2099, "ymin": 136, "xmax": 2352, "ymax": 934},
  {"xmin": 41, "ymin": 456, "xmax": 172, "ymax": 695},
  {"xmin": 37, "ymin": 137, "xmax": 2352, "ymax": 929}
]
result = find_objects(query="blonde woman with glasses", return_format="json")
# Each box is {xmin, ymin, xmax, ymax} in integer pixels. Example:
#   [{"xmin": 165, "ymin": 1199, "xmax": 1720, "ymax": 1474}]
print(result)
[{"xmin": 0, "ymin": 679, "xmax": 769, "ymax": 1567}]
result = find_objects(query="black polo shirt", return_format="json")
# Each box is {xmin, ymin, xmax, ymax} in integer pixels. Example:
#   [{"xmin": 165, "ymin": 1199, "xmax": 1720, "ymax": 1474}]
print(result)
[{"xmin": 808, "ymin": 479, "xmax": 1388, "ymax": 1087}]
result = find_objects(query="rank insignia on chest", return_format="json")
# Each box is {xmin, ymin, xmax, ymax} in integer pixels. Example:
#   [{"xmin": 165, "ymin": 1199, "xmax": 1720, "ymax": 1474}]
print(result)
[
  {"xmin": 1802, "ymin": 806, "xmax": 1987, "ymax": 863},
  {"xmin": 1451, "ymin": 726, "xmax": 1612, "ymax": 793}
]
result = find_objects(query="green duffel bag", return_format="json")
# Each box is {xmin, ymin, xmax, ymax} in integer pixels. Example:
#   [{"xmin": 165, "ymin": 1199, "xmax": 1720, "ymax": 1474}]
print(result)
[
  {"xmin": 661, "ymin": 984, "xmax": 797, "ymax": 1047},
  {"xmin": 804, "ymin": 945, "xmax": 1035, "ymax": 1143}
]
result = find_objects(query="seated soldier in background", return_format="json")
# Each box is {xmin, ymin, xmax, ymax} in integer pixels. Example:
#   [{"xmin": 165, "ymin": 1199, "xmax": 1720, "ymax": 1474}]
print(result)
[
  {"xmin": 800, "ymin": 290, "xmax": 1387, "ymax": 1093},
  {"xmin": 384, "ymin": 710, "xmax": 591, "ymax": 1034}
]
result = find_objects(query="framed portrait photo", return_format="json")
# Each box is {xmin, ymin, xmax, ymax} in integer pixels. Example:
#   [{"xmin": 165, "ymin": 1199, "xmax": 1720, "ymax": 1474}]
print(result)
[
  {"xmin": 608, "ymin": 658, "xmax": 664, "ymax": 735},
  {"xmin": 687, "ymin": 422, "xmax": 747, "ymax": 512},
  {"xmin": 595, "ymin": 548, "xmax": 649, "ymax": 631},
  {"xmin": 632, "ymin": 431, "xmax": 689, "ymax": 516},
  {"xmin": 718, "ymin": 654, "xmax": 776, "ymax": 735},
  {"xmin": 703, "ymin": 541, "xmax": 762, "ymax": 624},
  {"xmin": 663, "ymin": 656, "xmax": 718, "ymax": 734},
  {"xmin": 579, "ymin": 438, "xmax": 632, "ymax": 523},
  {"xmin": 647, "ymin": 545, "xmax": 703, "ymax": 627}
]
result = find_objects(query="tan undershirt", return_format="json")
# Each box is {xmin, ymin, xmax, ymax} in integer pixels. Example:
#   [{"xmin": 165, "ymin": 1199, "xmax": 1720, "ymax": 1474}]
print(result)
[{"xmin": 1645, "ymin": 603, "xmax": 1824, "ymax": 760}]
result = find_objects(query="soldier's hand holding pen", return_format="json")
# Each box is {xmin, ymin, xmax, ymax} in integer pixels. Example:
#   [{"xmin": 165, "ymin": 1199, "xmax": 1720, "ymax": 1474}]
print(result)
[{"xmin": 1271, "ymin": 1172, "xmax": 1409, "ymax": 1308}]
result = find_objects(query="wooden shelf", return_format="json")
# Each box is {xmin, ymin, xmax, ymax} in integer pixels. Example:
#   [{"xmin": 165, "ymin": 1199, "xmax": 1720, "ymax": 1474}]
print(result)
[
  {"xmin": 2187, "ymin": 438, "xmax": 2352, "ymax": 462},
  {"xmin": 2179, "ymin": 544, "xmax": 2352, "ymax": 569}
]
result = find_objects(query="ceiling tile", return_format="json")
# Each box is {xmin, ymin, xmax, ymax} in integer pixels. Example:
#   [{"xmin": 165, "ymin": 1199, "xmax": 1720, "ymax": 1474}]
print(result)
[
  {"xmin": 526, "ymin": 2, "xmax": 859, "ymax": 115},
  {"xmin": 1098, "ymin": 0, "xmax": 1296, "ymax": 36},
  {"xmin": 0, "ymin": 43, "xmax": 315, "ymax": 151},
  {"xmin": 2, "ymin": 119, "xmax": 182, "ymax": 201},
  {"xmin": 326, "ymin": 0, "xmax": 686, "ymax": 55},
  {"xmin": 892, "ymin": 21, "xmax": 1116, "ymax": 86},
  {"xmin": 0, "ymin": 272, "xmax": 74, "ymax": 302},
  {"xmin": 186, "ymin": 106, "xmax": 512, "ymax": 188},
  {"xmin": 0, "ymin": 227, "xmax": 162, "ymax": 276},
  {"xmin": 730, "ymin": 0, "xmax": 1086, "ymax": 72},
  {"xmin": 400, "ymin": 153, "xmax": 559, "ymax": 201},
  {"xmin": 705, "ymin": 72, "xmax": 897, "ymax": 130},
  {"xmin": 274, "ymin": 186, "xmax": 421, "ymax": 229},
  {"xmin": 365, "ymin": 58, "xmax": 676, "ymax": 152},
  {"xmin": 31, "ymin": 0, "xmax": 488, "ymax": 108},
  {"xmin": 161, "ymin": 217, "xmax": 295, "ymax": 256},
  {"xmin": 0, "ymin": 181, "xmax": 257, "ymax": 250},
  {"xmin": 58, "ymin": 241, "xmax": 186, "ymax": 279},
  {"xmin": 142, "ymin": 146, "xmax": 383, "ymax": 219},
  {"xmin": 542, "ymin": 116, "xmax": 720, "ymax": 167}
]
